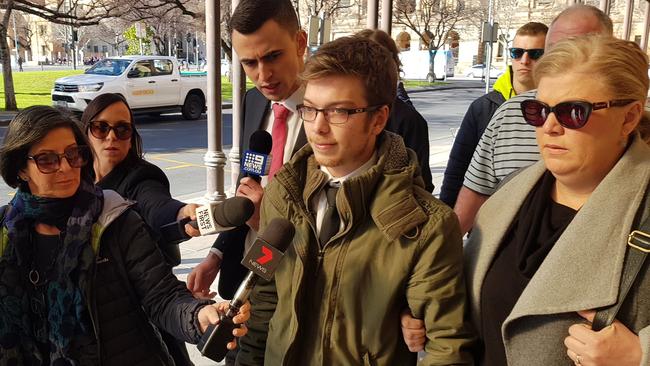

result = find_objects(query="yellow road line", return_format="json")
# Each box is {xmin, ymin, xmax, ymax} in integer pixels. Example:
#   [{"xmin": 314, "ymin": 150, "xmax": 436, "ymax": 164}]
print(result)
[
  {"xmin": 165, "ymin": 164, "xmax": 196, "ymax": 170},
  {"xmin": 148, "ymin": 154, "xmax": 233, "ymax": 172}
]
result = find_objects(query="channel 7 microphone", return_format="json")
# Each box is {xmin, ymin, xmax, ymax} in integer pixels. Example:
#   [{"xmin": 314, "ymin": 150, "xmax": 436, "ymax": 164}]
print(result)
[
  {"xmin": 241, "ymin": 130, "xmax": 273, "ymax": 182},
  {"xmin": 197, "ymin": 217, "xmax": 295, "ymax": 361},
  {"xmin": 159, "ymin": 196, "xmax": 254, "ymax": 244}
]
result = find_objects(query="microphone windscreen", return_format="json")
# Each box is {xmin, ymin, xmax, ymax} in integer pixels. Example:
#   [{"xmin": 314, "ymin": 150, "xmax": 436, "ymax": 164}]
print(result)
[
  {"xmin": 250, "ymin": 130, "xmax": 273, "ymax": 154},
  {"xmin": 212, "ymin": 197, "xmax": 255, "ymax": 227},
  {"xmin": 257, "ymin": 218, "xmax": 295, "ymax": 253}
]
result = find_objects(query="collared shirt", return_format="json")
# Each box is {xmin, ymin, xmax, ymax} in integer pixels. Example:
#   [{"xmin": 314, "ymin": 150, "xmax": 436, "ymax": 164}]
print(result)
[
  {"xmin": 314, "ymin": 152, "xmax": 378, "ymax": 235},
  {"xmin": 263, "ymin": 84, "xmax": 306, "ymax": 169},
  {"xmin": 242, "ymin": 85, "xmax": 306, "ymax": 253}
]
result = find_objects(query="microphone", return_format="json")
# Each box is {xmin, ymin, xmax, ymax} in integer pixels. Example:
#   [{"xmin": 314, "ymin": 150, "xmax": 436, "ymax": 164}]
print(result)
[
  {"xmin": 241, "ymin": 130, "xmax": 273, "ymax": 182},
  {"xmin": 197, "ymin": 217, "xmax": 295, "ymax": 361},
  {"xmin": 159, "ymin": 196, "xmax": 254, "ymax": 244}
]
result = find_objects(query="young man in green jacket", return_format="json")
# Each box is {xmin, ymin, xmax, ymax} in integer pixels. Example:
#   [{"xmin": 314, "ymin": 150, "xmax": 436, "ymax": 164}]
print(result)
[{"xmin": 237, "ymin": 36, "xmax": 474, "ymax": 366}]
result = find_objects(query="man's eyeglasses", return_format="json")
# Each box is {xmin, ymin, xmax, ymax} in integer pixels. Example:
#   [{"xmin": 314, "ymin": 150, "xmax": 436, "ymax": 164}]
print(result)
[
  {"xmin": 89, "ymin": 121, "xmax": 133, "ymax": 140},
  {"xmin": 509, "ymin": 48, "xmax": 544, "ymax": 60},
  {"xmin": 28, "ymin": 145, "xmax": 90, "ymax": 174},
  {"xmin": 296, "ymin": 104, "xmax": 383, "ymax": 125},
  {"xmin": 520, "ymin": 99, "xmax": 637, "ymax": 129}
]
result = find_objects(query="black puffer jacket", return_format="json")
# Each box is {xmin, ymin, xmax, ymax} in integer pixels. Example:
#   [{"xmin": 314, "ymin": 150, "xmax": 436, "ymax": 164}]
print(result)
[
  {"xmin": 439, "ymin": 90, "xmax": 505, "ymax": 207},
  {"xmin": 85, "ymin": 190, "xmax": 210, "ymax": 365}
]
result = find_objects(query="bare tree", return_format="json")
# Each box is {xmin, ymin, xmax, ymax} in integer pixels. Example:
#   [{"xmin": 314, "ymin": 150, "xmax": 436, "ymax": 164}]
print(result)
[
  {"xmin": 301, "ymin": 0, "xmax": 356, "ymax": 17},
  {"xmin": 0, "ymin": 0, "xmax": 129, "ymax": 110},
  {"xmin": 394, "ymin": 0, "xmax": 473, "ymax": 79}
]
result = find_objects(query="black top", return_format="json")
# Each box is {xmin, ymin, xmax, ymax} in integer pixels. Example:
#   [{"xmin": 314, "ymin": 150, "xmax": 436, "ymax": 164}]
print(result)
[
  {"xmin": 30, "ymin": 233, "xmax": 98, "ymax": 363},
  {"xmin": 386, "ymin": 98, "xmax": 434, "ymax": 193},
  {"xmin": 96, "ymin": 158, "xmax": 185, "ymax": 234},
  {"xmin": 480, "ymin": 172, "xmax": 577, "ymax": 365}
]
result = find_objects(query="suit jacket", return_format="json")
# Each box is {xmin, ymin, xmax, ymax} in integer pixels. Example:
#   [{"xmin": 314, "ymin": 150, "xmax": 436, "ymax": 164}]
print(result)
[
  {"xmin": 216, "ymin": 88, "xmax": 434, "ymax": 298},
  {"xmin": 464, "ymin": 134, "xmax": 650, "ymax": 365}
]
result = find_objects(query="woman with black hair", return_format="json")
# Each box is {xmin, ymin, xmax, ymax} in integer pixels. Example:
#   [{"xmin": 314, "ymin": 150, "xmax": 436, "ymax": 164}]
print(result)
[{"xmin": 0, "ymin": 106, "xmax": 248, "ymax": 365}]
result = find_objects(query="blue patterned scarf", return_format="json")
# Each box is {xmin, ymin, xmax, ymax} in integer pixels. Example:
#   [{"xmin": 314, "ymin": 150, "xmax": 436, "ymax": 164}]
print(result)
[{"xmin": 0, "ymin": 179, "xmax": 103, "ymax": 365}]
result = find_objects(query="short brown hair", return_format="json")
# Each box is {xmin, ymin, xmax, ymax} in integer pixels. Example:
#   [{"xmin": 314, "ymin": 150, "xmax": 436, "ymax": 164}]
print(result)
[
  {"xmin": 302, "ymin": 36, "xmax": 397, "ymax": 108},
  {"xmin": 0, "ymin": 106, "xmax": 94, "ymax": 188},
  {"xmin": 355, "ymin": 29, "xmax": 403, "ymax": 74},
  {"xmin": 534, "ymin": 35, "xmax": 649, "ymax": 143},
  {"xmin": 230, "ymin": 0, "xmax": 299, "ymax": 35},
  {"xmin": 516, "ymin": 22, "xmax": 548, "ymax": 37}
]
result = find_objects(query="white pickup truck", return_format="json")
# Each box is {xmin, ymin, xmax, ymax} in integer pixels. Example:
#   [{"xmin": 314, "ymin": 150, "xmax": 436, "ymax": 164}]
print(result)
[{"xmin": 51, "ymin": 55, "xmax": 207, "ymax": 120}]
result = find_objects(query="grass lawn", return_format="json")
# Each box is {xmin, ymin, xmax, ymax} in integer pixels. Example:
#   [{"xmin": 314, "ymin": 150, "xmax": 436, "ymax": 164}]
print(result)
[
  {"xmin": 0, "ymin": 70, "xmax": 254, "ymax": 110},
  {"xmin": 0, "ymin": 69, "xmax": 439, "ymax": 110},
  {"xmin": 403, "ymin": 80, "xmax": 446, "ymax": 88},
  {"xmin": 0, "ymin": 70, "xmax": 84, "ymax": 110}
]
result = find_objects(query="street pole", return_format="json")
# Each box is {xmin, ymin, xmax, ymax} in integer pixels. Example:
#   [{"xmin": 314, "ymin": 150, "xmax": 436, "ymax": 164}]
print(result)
[
  {"xmin": 12, "ymin": 13, "xmax": 19, "ymax": 68},
  {"xmin": 642, "ymin": 0, "xmax": 650, "ymax": 52},
  {"xmin": 367, "ymin": 0, "xmax": 379, "ymax": 29},
  {"xmin": 72, "ymin": 29, "xmax": 77, "ymax": 70},
  {"xmin": 195, "ymin": 30, "xmax": 199, "ymax": 70},
  {"xmin": 485, "ymin": 0, "xmax": 494, "ymax": 94},
  {"xmin": 380, "ymin": 0, "xmax": 393, "ymax": 34},
  {"xmin": 204, "ymin": 0, "xmax": 226, "ymax": 202},
  {"xmin": 600, "ymin": 0, "xmax": 611, "ymax": 14},
  {"xmin": 622, "ymin": 0, "xmax": 634, "ymax": 40},
  {"xmin": 229, "ymin": 0, "xmax": 244, "ymax": 196}
]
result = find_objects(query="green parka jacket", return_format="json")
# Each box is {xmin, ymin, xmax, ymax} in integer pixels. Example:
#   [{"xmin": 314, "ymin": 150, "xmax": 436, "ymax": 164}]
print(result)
[{"xmin": 237, "ymin": 132, "xmax": 474, "ymax": 366}]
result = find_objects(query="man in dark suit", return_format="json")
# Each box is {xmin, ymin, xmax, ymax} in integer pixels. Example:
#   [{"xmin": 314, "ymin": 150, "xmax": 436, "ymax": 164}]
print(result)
[
  {"xmin": 187, "ymin": 0, "xmax": 434, "ymax": 301},
  {"xmin": 187, "ymin": 0, "xmax": 308, "ymax": 300}
]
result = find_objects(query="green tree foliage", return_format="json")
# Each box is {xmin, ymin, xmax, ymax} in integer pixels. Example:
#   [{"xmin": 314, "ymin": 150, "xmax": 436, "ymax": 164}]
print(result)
[{"xmin": 123, "ymin": 24, "xmax": 154, "ymax": 55}]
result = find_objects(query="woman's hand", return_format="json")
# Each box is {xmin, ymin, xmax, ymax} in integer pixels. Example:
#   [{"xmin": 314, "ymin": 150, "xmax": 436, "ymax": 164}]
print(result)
[
  {"xmin": 177, "ymin": 203, "xmax": 201, "ymax": 237},
  {"xmin": 564, "ymin": 310, "xmax": 641, "ymax": 366},
  {"xmin": 197, "ymin": 301, "xmax": 251, "ymax": 350}
]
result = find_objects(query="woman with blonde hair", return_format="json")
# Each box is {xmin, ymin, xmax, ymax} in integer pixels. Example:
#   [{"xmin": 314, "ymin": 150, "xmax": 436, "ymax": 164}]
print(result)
[{"xmin": 465, "ymin": 35, "xmax": 650, "ymax": 366}]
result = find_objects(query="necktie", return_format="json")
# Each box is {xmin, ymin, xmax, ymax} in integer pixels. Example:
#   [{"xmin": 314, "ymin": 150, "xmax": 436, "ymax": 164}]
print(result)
[
  {"xmin": 269, "ymin": 103, "xmax": 290, "ymax": 180},
  {"xmin": 319, "ymin": 185, "xmax": 340, "ymax": 246}
]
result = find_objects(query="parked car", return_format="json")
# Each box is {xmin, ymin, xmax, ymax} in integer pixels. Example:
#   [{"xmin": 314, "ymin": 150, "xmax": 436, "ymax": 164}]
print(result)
[
  {"xmin": 465, "ymin": 64, "xmax": 503, "ymax": 79},
  {"xmin": 51, "ymin": 56, "xmax": 207, "ymax": 120}
]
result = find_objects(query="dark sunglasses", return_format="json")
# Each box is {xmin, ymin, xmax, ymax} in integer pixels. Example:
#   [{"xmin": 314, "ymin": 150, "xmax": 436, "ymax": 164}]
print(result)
[
  {"xmin": 520, "ymin": 99, "xmax": 637, "ymax": 129},
  {"xmin": 509, "ymin": 48, "xmax": 544, "ymax": 60},
  {"xmin": 28, "ymin": 145, "xmax": 90, "ymax": 174},
  {"xmin": 89, "ymin": 121, "xmax": 133, "ymax": 140}
]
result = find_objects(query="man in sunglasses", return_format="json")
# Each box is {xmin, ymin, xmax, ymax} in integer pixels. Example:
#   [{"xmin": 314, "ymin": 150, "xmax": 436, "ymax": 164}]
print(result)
[
  {"xmin": 453, "ymin": 4, "xmax": 614, "ymax": 234},
  {"xmin": 440, "ymin": 22, "xmax": 548, "ymax": 209}
]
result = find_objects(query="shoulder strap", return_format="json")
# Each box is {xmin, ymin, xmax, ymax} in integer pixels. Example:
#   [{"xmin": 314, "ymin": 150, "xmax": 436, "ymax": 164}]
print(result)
[{"xmin": 592, "ymin": 195, "xmax": 650, "ymax": 331}]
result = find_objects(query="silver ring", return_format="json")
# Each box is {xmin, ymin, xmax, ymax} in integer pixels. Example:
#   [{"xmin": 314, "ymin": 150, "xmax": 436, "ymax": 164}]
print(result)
[{"xmin": 576, "ymin": 354, "xmax": 582, "ymax": 366}]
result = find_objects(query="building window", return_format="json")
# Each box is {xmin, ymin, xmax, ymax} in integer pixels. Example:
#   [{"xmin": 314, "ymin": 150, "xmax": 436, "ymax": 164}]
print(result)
[
  {"xmin": 102, "ymin": 45, "xmax": 108, "ymax": 53},
  {"xmin": 634, "ymin": 35, "xmax": 642, "ymax": 45},
  {"xmin": 93, "ymin": 46, "xmax": 99, "ymax": 53}
]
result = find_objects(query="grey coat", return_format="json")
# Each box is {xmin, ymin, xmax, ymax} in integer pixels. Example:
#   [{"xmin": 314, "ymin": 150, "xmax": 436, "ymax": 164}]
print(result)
[{"xmin": 465, "ymin": 134, "xmax": 650, "ymax": 366}]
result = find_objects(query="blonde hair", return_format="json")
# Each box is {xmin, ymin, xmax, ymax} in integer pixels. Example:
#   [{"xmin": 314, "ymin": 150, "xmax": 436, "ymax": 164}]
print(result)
[{"xmin": 534, "ymin": 35, "xmax": 650, "ymax": 143}]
